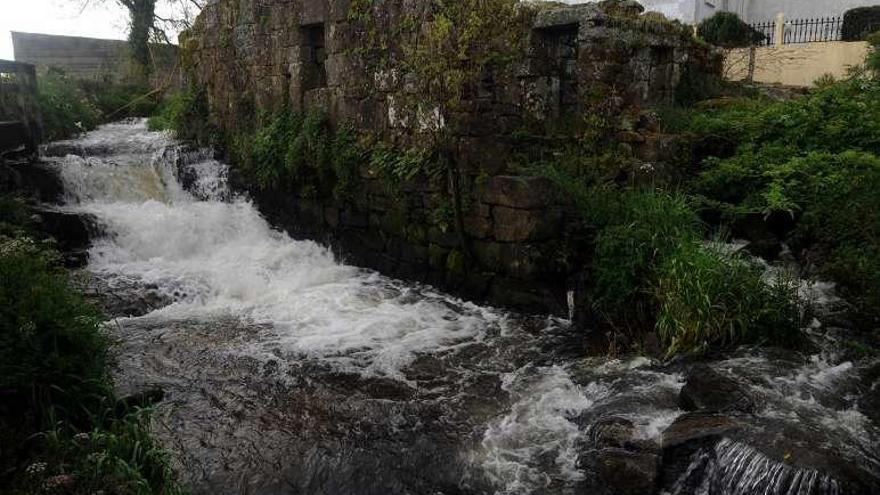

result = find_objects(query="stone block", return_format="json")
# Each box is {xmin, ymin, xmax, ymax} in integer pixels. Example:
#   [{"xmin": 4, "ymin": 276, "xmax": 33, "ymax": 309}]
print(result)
[
  {"xmin": 463, "ymin": 215, "xmax": 492, "ymax": 239},
  {"xmin": 492, "ymin": 206, "xmax": 561, "ymax": 242},
  {"xmin": 479, "ymin": 176, "xmax": 554, "ymax": 209},
  {"xmin": 323, "ymin": 205, "xmax": 339, "ymax": 228}
]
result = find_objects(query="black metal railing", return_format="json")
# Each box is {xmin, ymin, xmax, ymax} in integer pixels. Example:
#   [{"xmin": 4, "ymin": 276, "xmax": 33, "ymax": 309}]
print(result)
[
  {"xmin": 750, "ymin": 20, "xmax": 776, "ymax": 46},
  {"xmin": 784, "ymin": 17, "xmax": 843, "ymax": 44},
  {"xmin": 750, "ymin": 17, "xmax": 844, "ymax": 46}
]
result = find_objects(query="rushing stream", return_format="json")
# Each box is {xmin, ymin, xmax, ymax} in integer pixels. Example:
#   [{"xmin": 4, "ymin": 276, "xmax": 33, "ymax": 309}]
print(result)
[{"xmin": 39, "ymin": 120, "xmax": 880, "ymax": 494}]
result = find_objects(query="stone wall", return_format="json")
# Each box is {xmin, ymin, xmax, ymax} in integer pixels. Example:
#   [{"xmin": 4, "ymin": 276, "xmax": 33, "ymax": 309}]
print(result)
[
  {"xmin": 186, "ymin": 0, "xmax": 717, "ymax": 315},
  {"xmin": 0, "ymin": 60, "xmax": 40, "ymax": 153}
]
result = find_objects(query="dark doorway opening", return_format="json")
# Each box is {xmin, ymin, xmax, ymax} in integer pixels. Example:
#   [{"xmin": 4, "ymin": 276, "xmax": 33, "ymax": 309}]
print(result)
[{"xmin": 302, "ymin": 23, "xmax": 327, "ymax": 90}]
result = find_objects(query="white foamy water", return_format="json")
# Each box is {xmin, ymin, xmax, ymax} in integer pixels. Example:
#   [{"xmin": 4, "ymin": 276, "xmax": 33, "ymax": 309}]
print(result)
[
  {"xmin": 49, "ymin": 121, "xmax": 500, "ymax": 380},
  {"xmin": 479, "ymin": 366, "xmax": 602, "ymax": 494},
  {"xmin": 44, "ymin": 121, "xmax": 880, "ymax": 494}
]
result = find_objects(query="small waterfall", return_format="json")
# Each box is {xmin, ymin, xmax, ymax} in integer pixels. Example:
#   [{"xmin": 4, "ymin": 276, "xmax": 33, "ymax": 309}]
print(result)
[
  {"xmin": 37, "ymin": 120, "xmax": 879, "ymax": 495},
  {"xmin": 668, "ymin": 438, "xmax": 841, "ymax": 495}
]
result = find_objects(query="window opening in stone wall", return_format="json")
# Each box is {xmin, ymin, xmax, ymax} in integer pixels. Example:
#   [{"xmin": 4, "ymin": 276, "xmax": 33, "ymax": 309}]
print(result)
[
  {"xmin": 533, "ymin": 23, "xmax": 579, "ymax": 117},
  {"xmin": 302, "ymin": 23, "xmax": 327, "ymax": 90}
]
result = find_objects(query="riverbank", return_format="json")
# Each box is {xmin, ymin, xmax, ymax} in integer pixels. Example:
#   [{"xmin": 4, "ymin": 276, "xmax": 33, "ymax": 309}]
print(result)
[
  {"xmin": 0, "ymin": 186, "xmax": 183, "ymax": 493},
  {"xmin": 4, "ymin": 119, "xmax": 874, "ymax": 494}
]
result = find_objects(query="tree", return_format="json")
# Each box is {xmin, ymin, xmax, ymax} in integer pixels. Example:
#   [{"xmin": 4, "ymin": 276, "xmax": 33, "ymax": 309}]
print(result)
[{"xmin": 78, "ymin": 0, "xmax": 204, "ymax": 75}]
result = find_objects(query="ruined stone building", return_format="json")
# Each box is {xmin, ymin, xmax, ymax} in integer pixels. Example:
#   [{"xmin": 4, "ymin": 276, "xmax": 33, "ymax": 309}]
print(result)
[{"xmin": 184, "ymin": 0, "xmax": 717, "ymax": 314}]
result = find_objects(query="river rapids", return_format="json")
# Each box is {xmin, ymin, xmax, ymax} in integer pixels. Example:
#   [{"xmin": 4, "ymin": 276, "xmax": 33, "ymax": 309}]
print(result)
[{"xmin": 38, "ymin": 120, "xmax": 880, "ymax": 494}]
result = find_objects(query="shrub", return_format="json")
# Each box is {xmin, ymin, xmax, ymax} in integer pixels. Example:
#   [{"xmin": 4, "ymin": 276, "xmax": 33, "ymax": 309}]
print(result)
[
  {"xmin": 0, "ymin": 226, "xmax": 183, "ymax": 493},
  {"xmin": 698, "ymin": 12, "xmax": 766, "ymax": 48},
  {"xmin": 148, "ymin": 85, "xmax": 216, "ymax": 145},
  {"xmin": 79, "ymin": 79, "xmax": 159, "ymax": 118},
  {"xmin": 37, "ymin": 72, "xmax": 102, "ymax": 141},
  {"xmin": 866, "ymin": 30, "xmax": 880, "ymax": 74},
  {"xmin": 692, "ymin": 84, "xmax": 880, "ymax": 324},
  {"xmin": 842, "ymin": 6, "xmax": 880, "ymax": 41},
  {"xmin": 657, "ymin": 242, "xmax": 800, "ymax": 355},
  {"xmin": 31, "ymin": 408, "xmax": 184, "ymax": 495},
  {"xmin": 792, "ymin": 151, "xmax": 880, "ymax": 324},
  {"xmin": 0, "ymin": 235, "xmax": 109, "ymax": 419},
  {"xmin": 589, "ymin": 188, "xmax": 700, "ymax": 326}
]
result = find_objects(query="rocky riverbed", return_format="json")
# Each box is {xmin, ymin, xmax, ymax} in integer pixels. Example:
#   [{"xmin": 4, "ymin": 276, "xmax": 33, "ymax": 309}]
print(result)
[{"xmin": 28, "ymin": 120, "xmax": 880, "ymax": 494}]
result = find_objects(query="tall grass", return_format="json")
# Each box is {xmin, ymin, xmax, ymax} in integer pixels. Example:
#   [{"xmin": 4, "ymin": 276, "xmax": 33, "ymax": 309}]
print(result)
[{"xmin": 657, "ymin": 242, "xmax": 800, "ymax": 355}]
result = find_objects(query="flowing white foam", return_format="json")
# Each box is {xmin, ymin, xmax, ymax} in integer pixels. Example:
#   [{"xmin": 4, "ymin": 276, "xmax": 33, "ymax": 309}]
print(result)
[
  {"xmin": 479, "ymin": 365, "xmax": 604, "ymax": 494},
  {"xmin": 56, "ymin": 120, "xmax": 503, "ymax": 380}
]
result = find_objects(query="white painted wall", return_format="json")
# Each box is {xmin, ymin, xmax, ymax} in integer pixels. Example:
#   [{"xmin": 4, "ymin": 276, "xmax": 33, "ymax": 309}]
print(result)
[
  {"xmin": 559, "ymin": 0, "xmax": 880, "ymax": 24},
  {"xmin": 746, "ymin": 0, "xmax": 880, "ymax": 23}
]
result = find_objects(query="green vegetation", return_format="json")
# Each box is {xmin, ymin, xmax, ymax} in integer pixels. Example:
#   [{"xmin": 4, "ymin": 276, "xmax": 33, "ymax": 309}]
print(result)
[
  {"xmin": 867, "ymin": 31, "xmax": 880, "ymax": 74},
  {"xmin": 0, "ymin": 196, "xmax": 183, "ymax": 493},
  {"xmin": 656, "ymin": 242, "xmax": 799, "ymax": 354},
  {"xmin": 38, "ymin": 72, "xmax": 160, "ymax": 141},
  {"xmin": 216, "ymin": 107, "xmax": 445, "ymax": 202},
  {"xmin": 148, "ymin": 85, "xmax": 217, "ymax": 145},
  {"xmin": 842, "ymin": 6, "xmax": 880, "ymax": 41},
  {"xmin": 539, "ymin": 163, "xmax": 800, "ymax": 354},
  {"xmin": 38, "ymin": 73, "xmax": 102, "ymax": 141},
  {"xmin": 697, "ymin": 12, "xmax": 766, "ymax": 48},
  {"xmin": 665, "ymin": 72, "xmax": 880, "ymax": 325}
]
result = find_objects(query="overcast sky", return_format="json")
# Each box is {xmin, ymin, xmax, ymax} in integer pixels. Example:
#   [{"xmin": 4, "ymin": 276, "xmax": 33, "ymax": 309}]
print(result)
[{"xmin": 1, "ymin": 1, "xmax": 132, "ymax": 60}]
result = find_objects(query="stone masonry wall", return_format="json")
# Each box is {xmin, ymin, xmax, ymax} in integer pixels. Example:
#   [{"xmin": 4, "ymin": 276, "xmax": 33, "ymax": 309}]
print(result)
[{"xmin": 186, "ymin": 0, "xmax": 717, "ymax": 315}]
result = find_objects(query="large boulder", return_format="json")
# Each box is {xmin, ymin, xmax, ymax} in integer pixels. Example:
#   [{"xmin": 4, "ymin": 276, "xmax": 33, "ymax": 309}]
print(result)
[
  {"xmin": 580, "ymin": 416, "xmax": 661, "ymax": 495},
  {"xmin": 678, "ymin": 364, "xmax": 756, "ymax": 414}
]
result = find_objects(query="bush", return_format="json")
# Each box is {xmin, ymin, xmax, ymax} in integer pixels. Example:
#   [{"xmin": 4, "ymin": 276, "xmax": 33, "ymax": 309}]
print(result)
[
  {"xmin": 148, "ymin": 85, "xmax": 217, "ymax": 146},
  {"xmin": 866, "ymin": 30, "xmax": 880, "ymax": 74},
  {"xmin": 689, "ymin": 73, "xmax": 880, "ymax": 324},
  {"xmin": 842, "ymin": 6, "xmax": 880, "ymax": 41},
  {"xmin": 0, "ymin": 198, "xmax": 183, "ymax": 493},
  {"xmin": 37, "ymin": 72, "xmax": 102, "ymax": 141},
  {"xmin": 657, "ymin": 242, "xmax": 800, "ymax": 355},
  {"xmin": 79, "ymin": 79, "xmax": 159, "ymax": 118},
  {"xmin": 0, "ymin": 236, "xmax": 109, "ymax": 419},
  {"xmin": 38, "ymin": 73, "xmax": 163, "ymax": 141},
  {"xmin": 698, "ymin": 12, "xmax": 766, "ymax": 48},
  {"xmin": 588, "ymin": 188, "xmax": 700, "ymax": 326}
]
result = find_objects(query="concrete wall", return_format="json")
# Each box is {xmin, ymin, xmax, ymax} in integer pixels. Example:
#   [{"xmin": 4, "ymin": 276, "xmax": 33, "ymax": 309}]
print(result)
[
  {"xmin": 12, "ymin": 32, "xmax": 178, "ymax": 84},
  {"xmin": 725, "ymin": 41, "xmax": 869, "ymax": 86}
]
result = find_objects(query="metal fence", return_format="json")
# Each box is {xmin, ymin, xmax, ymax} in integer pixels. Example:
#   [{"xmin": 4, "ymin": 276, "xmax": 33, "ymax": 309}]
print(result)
[{"xmin": 750, "ymin": 17, "xmax": 847, "ymax": 46}]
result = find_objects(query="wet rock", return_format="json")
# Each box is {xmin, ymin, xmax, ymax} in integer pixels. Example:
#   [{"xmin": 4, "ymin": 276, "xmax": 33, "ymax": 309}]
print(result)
[
  {"xmin": 678, "ymin": 364, "xmax": 755, "ymax": 414},
  {"xmin": 579, "ymin": 417, "xmax": 660, "ymax": 495},
  {"xmin": 76, "ymin": 275, "xmax": 173, "ymax": 318},
  {"xmin": 42, "ymin": 142, "xmax": 113, "ymax": 157},
  {"xmin": 6, "ymin": 160, "xmax": 64, "ymax": 203},
  {"xmin": 596, "ymin": 448, "xmax": 658, "ymax": 495},
  {"xmin": 35, "ymin": 208, "xmax": 101, "ymax": 267},
  {"xmin": 660, "ymin": 411, "xmax": 880, "ymax": 495},
  {"xmin": 661, "ymin": 412, "xmax": 741, "ymax": 450},
  {"xmin": 658, "ymin": 413, "xmax": 742, "ymax": 493},
  {"xmin": 36, "ymin": 209, "xmax": 97, "ymax": 252},
  {"xmin": 588, "ymin": 416, "xmax": 637, "ymax": 449},
  {"xmin": 492, "ymin": 206, "xmax": 562, "ymax": 242},
  {"xmin": 479, "ymin": 176, "xmax": 555, "ymax": 209}
]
